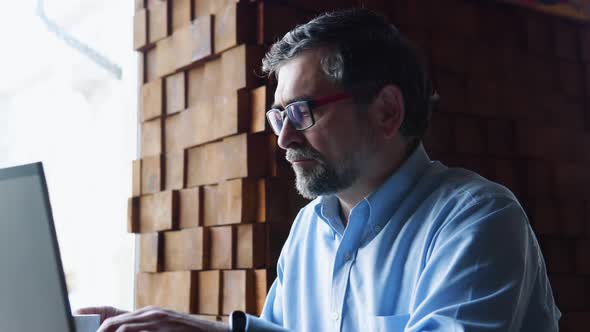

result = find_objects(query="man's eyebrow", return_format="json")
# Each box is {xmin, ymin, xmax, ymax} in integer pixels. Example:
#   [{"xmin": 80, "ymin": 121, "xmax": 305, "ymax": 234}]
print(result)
[{"xmin": 271, "ymin": 95, "xmax": 312, "ymax": 109}]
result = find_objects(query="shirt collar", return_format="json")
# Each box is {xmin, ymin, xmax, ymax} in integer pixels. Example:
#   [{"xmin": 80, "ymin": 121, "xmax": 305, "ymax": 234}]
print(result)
[
  {"xmin": 364, "ymin": 143, "xmax": 431, "ymax": 234},
  {"xmin": 314, "ymin": 143, "xmax": 431, "ymax": 236}
]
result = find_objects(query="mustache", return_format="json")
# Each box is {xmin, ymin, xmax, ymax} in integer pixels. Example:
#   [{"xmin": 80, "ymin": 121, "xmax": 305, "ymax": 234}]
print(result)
[{"xmin": 286, "ymin": 147, "xmax": 324, "ymax": 163}]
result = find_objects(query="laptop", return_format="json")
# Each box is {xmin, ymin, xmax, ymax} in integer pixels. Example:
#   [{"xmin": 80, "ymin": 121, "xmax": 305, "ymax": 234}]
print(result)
[{"xmin": 0, "ymin": 162, "xmax": 76, "ymax": 331}]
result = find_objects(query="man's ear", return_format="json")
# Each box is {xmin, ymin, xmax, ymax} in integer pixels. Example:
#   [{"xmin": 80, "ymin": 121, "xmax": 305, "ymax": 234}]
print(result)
[{"xmin": 369, "ymin": 84, "xmax": 405, "ymax": 139}]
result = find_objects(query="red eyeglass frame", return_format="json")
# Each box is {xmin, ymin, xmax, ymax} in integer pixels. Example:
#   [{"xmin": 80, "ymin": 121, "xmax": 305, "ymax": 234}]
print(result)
[{"xmin": 266, "ymin": 91, "xmax": 353, "ymax": 135}]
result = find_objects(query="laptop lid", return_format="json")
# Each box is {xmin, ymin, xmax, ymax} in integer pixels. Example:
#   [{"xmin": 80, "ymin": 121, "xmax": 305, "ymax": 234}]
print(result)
[{"xmin": 0, "ymin": 162, "xmax": 74, "ymax": 331}]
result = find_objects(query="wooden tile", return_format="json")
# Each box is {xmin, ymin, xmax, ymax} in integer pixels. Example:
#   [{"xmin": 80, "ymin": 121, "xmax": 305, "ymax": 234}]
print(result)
[
  {"xmin": 165, "ymin": 72, "xmax": 186, "ymax": 115},
  {"xmin": 184, "ymin": 59, "xmax": 222, "ymax": 146},
  {"xmin": 127, "ymin": 197, "xmax": 140, "ymax": 233},
  {"xmin": 145, "ymin": 48, "xmax": 158, "ymax": 83},
  {"xmin": 165, "ymin": 151, "xmax": 185, "ymax": 190},
  {"xmin": 184, "ymin": 105, "xmax": 214, "ymax": 148},
  {"xmin": 256, "ymin": 178, "xmax": 288, "ymax": 223},
  {"xmin": 204, "ymin": 52, "xmax": 223, "ymax": 99},
  {"xmin": 141, "ymin": 154, "xmax": 164, "ymax": 195},
  {"xmin": 187, "ymin": 64, "xmax": 205, "ymax": 108},
  {"xmin": 134, "ymin": 9, "xmax": 148, "ymax": 50},
  {"xmin": 218, "ymin": 178, "xmax": 257, "ymax": 225},
  {"xmin": 139, "ymin": 190, "xmax": 179, "ymax": 232},
  {"xmin": 163, "ymin": 231, "xmax": 187, "ymax": 271},
  {"xmin": 141, "ymin": 118, "xmax": 163, "ymax": 158},
  {"xmin": 203, "ymin": 55, "xmax": 223, "ymax": 96},
  {"xmin": 221, "ymin": 44, "xmax": 264, "ymax": 92},
  {"xmin": 197, "ymin": 270, "xmax": 221, "ymax": 315},
  {"xmin": 155, "ymin": 35, "xmax": 177, "ymax": 78},
  {"xmin": 186, "ymin": 141, "xmax": 225, "ymax": 186},
  {"xmin": 146, "ymin": 0, "xmax": 160, "ymax": 8},
  {"xmin": 174, "ymin": 15, "xmax": 213, "ymax": 70},
  {"xmin": 215, "ymin": 88, "xmax": 249, "ymax": 139},
  {"xmin": 193, "ymin": 0, "xmax": 227, "ymax": 16},
  {"xmin": 148, "ymin": 0, "xmax": 170, "ymax": 44},
  {"xmin": 222, "ymin": 133, "xmax": 270, "ymax": 180},
  {"xmin": 250, "ymin": 85, "xmax": 270, "ymax": 133},
  {"xmin": 213, "ymin": 1, "xmax": 256, "ymax": 53},
  {"xmin": 202, "ymin": 184, "xmax": 219, "ymax": 227},
  {"xmin": 140, "ymin": 79, "xmax": 163, "ymax": 122},
  {"xmin": 172, "ymin": 0, "xmax": 193, "ymax": 32},
  {"xmin": 254, "ymin": 269, "xmax": 272, "ymax": 316},
  {"xmin": 132, "ymin": 159, "xmax": 142, "ymax": 197},
  {"xmin": 138, "ymin": 51, "xmax": 145, "ymax": 85},
  {"xmin": 209, "ymin": 225, "xmax": 234, "ymax": 269},
  {"xmin": 163, "ymin": 227, "xmax": 208, "ymax": 271},
  {"xmin": 183, "ymin": 226, "xmax": 210, "ymax": 269},
  {"xmin": 179, "ymin": 187, "xmax": 201, "ymax": 228},
  {"xmin": 164, "ymin": 112, "xmax": 186, "ymax": 153},
  {"xmin": 135, "ymin": 0, "xmax": 145, "ymax": 12},
  {"xmin": 156, "ymin": 15, "xmax": 213, "ymax": 77},
  {"xmin": 190, "ymin": 314, "xmax": 220, "ymax": 322},
  {"xmin": 222, "ymin": 270, "xmax": 255, "ymax": 315},
  {"xmin": 139, "ymin": 232, "xmax": 161, "ymax": 272},
  {"xmin": 135, "ymin": 271, "xmax": 198, "ymax": 313},
  {"xmin": 236, "ymin": 224, "xmax": 266, "ymax": 268}
]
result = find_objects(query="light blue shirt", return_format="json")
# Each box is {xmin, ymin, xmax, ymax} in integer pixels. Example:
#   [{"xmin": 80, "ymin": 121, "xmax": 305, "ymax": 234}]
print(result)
[{"xmin": 244, "ymin": 144, "xmax": 560, "ymax": 331}]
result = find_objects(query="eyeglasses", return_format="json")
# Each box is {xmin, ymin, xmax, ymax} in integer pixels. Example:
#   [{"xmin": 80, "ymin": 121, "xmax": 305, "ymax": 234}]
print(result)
[{"xmin": 266, "ymin": 92, "xmax": 352, "ymax": 136}]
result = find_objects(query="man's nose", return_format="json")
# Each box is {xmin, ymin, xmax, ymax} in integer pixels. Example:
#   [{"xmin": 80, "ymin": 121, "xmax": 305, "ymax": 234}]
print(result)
[{"xmin": 277, "ymin": 118, "xmax": 304, "ymax": 150}]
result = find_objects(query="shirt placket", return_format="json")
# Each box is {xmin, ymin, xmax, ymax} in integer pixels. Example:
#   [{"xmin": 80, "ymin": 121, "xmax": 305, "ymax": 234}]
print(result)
[
  {"xmin": 329, "ymin": 202, "xmax": 368, "ymax": 331},
  {"xmin": 330, "ymin": 243, "xmax": 356, "ymax": 331}
]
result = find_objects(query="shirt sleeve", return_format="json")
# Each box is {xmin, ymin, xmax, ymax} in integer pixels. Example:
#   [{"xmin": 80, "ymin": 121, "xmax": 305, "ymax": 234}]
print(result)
[{"xmin": 405, "ymin": 197, "xmax": 559, "ymax": 332}]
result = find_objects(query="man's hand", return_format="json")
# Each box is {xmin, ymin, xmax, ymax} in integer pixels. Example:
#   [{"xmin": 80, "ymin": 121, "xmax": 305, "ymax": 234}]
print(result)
[
  {"xmin": 75, "ymin": 306, "xmax": 128, "ymax": 324},
  {"xmin": 94, "ymin": 306, "xmax": 230, "ymax": 332}
]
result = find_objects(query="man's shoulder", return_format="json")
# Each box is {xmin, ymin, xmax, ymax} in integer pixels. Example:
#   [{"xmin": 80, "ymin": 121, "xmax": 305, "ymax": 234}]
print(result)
[{"xmin": 427, "ymin": 162, "xmax": 519, "ymax": 207}]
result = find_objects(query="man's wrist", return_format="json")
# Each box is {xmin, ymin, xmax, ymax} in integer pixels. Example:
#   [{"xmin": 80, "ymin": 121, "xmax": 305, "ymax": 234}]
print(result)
[{"xmin": 229, "ymin": 310, "xmax": 247, "ymax": 332}]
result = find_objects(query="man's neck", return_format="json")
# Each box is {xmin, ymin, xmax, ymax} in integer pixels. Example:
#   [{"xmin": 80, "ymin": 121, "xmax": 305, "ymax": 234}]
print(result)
[{"xmin": 336, "ymin": 141, "xmax": 417, "ymax": 226}]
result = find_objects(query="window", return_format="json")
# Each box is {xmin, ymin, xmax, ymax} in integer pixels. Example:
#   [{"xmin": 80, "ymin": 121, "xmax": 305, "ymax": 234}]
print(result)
[{"xmin": 0, "ymin": 0, "xmax": 136, "ymax": 310}]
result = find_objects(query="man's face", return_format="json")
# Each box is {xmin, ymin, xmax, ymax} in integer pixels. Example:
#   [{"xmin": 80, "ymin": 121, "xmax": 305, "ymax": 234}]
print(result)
[{"xmin": 274, "ymin": 49, "xmax": 377, "ymax": 199}]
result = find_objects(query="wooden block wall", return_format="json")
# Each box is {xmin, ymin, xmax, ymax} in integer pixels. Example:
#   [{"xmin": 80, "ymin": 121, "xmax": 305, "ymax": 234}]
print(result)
[
  {"xmin": 388, "ymin": 1, "xmax": 590, "ymax": 330},
  {"xmin": 130, "ymin": 0, "xmax": 311, "ymax": 320},
  {"xmin": 131, "ymin": 0, "xmax": 590, "ymax": 328}
]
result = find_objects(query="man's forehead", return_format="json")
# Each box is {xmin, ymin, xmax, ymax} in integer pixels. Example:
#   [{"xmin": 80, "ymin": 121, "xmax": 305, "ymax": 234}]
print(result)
[{"xmin": 273, "ymin": 50, "xmax": 334, "ymax": 106}]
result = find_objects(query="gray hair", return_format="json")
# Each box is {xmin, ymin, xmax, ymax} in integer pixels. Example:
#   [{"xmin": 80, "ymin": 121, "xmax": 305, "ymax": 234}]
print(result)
[{"xmin": 262, "ymin": 8, "xmax": 434, "ymax": 140}]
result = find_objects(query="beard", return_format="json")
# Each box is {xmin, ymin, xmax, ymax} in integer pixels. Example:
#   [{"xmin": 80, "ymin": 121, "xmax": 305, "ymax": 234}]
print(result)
[
  {"xmin": 286, "ymin": 110, "xmax": 379, "ymax": 199},
  {"xmin": 286, "ymin": 145, "xmax": 362, "ymax": 200}
]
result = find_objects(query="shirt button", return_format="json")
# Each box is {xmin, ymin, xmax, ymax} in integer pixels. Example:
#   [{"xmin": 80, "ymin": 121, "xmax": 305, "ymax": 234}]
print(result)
[
  {"xmin": 374, "ymin": 225, "xmax": 381, "ymax": 233},
  {"xmin": 331, "ymin": 311, "xmax": 339, "ymax": 321},
  {"xmin": 344, "ymin": 253, "xmax": 351, "ymax": 261}
]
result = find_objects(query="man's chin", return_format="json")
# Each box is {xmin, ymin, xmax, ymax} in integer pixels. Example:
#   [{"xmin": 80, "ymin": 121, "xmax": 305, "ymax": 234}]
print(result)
[
  {"xmin": 292, "ymin": 162, "xmax": 320, "ymax": 177},
  {"xmin": 294, "ymin": 174, "xmax": 322, "ymax": 199},
  {"xmin": 295, "ymin": 183, "xmax": 321, "ymax": 200},
  {"xmin": 291, "ymin": 159, "xmax": 319, "ymax": 172}
]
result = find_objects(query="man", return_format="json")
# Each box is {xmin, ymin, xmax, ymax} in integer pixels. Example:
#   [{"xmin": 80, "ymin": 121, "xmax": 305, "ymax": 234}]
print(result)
[{"xmin": 82, "ymin": 8, "xmax": 560, "ymax": 332}]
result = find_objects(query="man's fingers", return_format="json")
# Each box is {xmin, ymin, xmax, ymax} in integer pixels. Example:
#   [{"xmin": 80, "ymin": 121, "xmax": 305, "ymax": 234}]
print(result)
[
  {"xmin": 74, "ymin": 307, "xmax": 101, "ymax": 315},
  {"xmin": 74, "ymin": 306, "xmax": 128, "ymax": 323},
  {"xmin": 111, "ymin": 321, "xmax": 158, "ymax": 332},
  {"xmin": 97, "ymin": 307, "xmax": 169, "ymax": 332}
]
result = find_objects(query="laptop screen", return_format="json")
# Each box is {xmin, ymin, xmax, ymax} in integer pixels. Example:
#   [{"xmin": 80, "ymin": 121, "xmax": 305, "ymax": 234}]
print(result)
[{"xmin": 0, "ymin": 163, "xmax": 74, "ymax": 331}]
